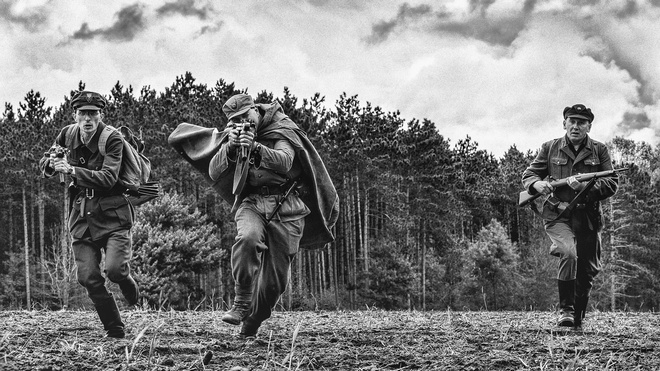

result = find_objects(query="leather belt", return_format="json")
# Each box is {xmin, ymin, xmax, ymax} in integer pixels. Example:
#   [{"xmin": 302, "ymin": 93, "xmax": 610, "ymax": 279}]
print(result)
[
  {"xmin": 246, "ymin": 184, "xmax": 286, "ymax": 196},
  {"xmin": 77, "ymin": 187, "xmax": 126, "ymax": 199}
]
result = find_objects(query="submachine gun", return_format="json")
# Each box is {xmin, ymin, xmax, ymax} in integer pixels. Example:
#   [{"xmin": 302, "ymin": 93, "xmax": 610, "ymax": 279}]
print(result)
[
  {"xmin": 232, "ymin": 120, "xmax": 257, "ymax": 196},
  {"xmin": 518, "ymin": 167, "xmax": 629, "ymax": 208},
  {"xmin": 44, "ymin": 144, "xmax": 70, "ymax": 185}
]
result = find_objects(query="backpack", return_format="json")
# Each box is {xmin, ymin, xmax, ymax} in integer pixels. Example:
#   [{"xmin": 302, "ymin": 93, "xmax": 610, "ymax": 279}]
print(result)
[{"xmin": 64, "ymin": 124, "xmax": 159, "ymax": 205}]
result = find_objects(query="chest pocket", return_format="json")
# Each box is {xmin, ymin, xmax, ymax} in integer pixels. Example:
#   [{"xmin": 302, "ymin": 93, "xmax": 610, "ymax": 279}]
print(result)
[
  {"xmin": 551, "ymin": 157, "xmax": 568, "ymax": 166},
  {"xmin": 583, "ymin": 158, "xmax": 600, "ymax": 166}
]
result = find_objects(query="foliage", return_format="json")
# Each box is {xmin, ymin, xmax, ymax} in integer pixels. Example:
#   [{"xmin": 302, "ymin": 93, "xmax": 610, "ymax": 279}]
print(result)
[
  {"xmin": 359, "ymin": 239, "xmax": 416, "ymax": 310},
  {"xmin": 131, "ymin": 192, "xmax": 225, "ymax": 309},
  {"xmin": 461, "ymin": 219, "xmax": 520, "ymax": 310},
  {"xmin": 1, "ymin": 72, "xmax": 660, "ymax": 312}
]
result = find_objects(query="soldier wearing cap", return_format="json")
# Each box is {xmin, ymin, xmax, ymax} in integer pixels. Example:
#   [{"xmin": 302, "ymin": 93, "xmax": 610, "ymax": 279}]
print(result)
[
  {"xmin": 39, "ymin": 90, "xmax": 139, "ymax": 339},
  {"xmin": 202, "ymin": 93, "xmax": 337, "ymax": 338},
  {"xmin": 522, "ymin": 104, "xmax": 618, "ymax": 328}
]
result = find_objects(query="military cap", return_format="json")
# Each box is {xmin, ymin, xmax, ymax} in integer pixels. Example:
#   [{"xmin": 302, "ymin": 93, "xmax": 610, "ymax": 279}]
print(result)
[
  {"xmin": 563, "ymin": 104, "xmax": 594, "ymax": 123},
  {"xmin": 71, "ymin": 91, "xmax": 107, "ymax": 111},
  {"xmin": 222, "ymin": 94, "xmax": 255, "ymax": 120}
]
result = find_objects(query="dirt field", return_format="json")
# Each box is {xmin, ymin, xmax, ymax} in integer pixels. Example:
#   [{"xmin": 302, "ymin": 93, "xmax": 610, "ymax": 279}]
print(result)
[{"xmin": 1, "ymin": 309, "xmax": 659, "ymax": 370}]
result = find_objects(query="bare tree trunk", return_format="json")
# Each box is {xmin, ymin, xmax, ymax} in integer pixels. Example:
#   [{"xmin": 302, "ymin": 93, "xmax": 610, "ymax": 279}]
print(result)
[
  {"xmin": 609, "ymin": 202, "xmax": 616, "ymax": 311},
  {"xmin": 38, "ymin": 178, "xmax": 45, "ymax": 304},
  {"xmin": 62, "ymin": 183, "xmax": 71, "ymax": 309},
  {"xmin": 354, "ymin": 170, "xmax": 364, "ymax": 290},
  {"xmin": 363, "ymin": 186, "xmax": 369, "ymax": 287},
  {"xmin": 23, "ymin": 186, "xmax": 31, "ymax": 309},
  {"xmin": 421, "ymin": 220, "xmax": 426, "ymax": 311}
]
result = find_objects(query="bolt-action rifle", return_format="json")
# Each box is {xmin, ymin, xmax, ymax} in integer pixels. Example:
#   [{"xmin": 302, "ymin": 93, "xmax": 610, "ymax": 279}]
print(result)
[{"xmin": 518, "ymin": 167, "xmax": 629, "ymax": 208}]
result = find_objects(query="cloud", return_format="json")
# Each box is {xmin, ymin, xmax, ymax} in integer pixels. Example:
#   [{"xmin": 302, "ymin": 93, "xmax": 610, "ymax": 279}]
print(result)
[
  {"xmin": 156, "ymin": 0, "xmax": 213, "ymax": 20},
  {"xmin": 366, "ymin": 3, "xmax": 437, "ymax": 44},
  {"xmin": 0, "ymin": 0, "xmax": 49, "ymax": 31},
  {"xmin": 70, "ymin": 4, "xmax": 146, "ymax": 42}
]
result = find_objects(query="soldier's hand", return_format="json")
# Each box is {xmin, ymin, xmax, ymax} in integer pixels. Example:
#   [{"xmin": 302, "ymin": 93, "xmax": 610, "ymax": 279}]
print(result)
[
  {"xmin": 228, "ymin": 128, "xmax": 241, "ymax": 150},
  {"xmin": 51, "ymin": 157, "xmax": 73, "ymax": 174},
  {"xmin": 567, "ymin": 176, "xmax": 584, "ymax": 191},
  {"xmin": 533, "ymin": 180, "xmax": 553, "ymax": 195},
  {"xmin": 237, "ymin": 130, "xmax": 255, "ymax": 151}
]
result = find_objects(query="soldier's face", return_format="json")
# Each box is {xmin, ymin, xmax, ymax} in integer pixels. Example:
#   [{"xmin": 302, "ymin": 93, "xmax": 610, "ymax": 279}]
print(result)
[
  {"xmin": 563, "ymin": 117, "xmax": 591, "ymax": 144},
  {"xmin": 230, "ymin": 107, "xmax": 259, "ymax": 125},
  {"xmin": 75, "ymin": 109, "xmax": 102, "ymax": 136}
]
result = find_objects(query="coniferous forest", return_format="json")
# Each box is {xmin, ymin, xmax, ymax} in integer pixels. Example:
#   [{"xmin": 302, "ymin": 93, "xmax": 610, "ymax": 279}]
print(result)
[{"xmin": 1, "ymin": 72, "xmax": 659, "ymax": 313}]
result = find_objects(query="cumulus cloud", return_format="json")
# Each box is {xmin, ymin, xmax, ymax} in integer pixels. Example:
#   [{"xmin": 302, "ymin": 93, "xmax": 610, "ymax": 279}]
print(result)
[
  {"xmin": 365, "ymin": 1, "xmax": 660, "ymax": 153},
  {"xmin": 70, "ymin": 4, "xmax": 146, "ymax": 42},
  {"xmin": 0, "ymin": 0, "xmax": 49, "ymax": 31},
  {"xmin": 156, "ymin": 0, "xmax": 213, "ymax": 20}
]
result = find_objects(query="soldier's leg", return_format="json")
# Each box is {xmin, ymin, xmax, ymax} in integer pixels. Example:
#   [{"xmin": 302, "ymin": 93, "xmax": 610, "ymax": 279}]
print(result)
[
  {"xmin": 73, "ymin": 233, "xmax": 124, "ymax": 338},
  {"xmin": 105, "ymin": 229, "xmax": 139, "ymax": 306},
  {"xmin": 575, "ymin": 228, "xmax": 601, "ymax": 327},
  {"xmin": 223, "ymin": 206, "xmax": 267, "ymax": 325},
  {"xmin": 242, "ymin": 216, "xmax": 305, "ymax": 337},
  {"xmin": 545, "ymin": 220, "xmax": 577, "ymax": 327}
]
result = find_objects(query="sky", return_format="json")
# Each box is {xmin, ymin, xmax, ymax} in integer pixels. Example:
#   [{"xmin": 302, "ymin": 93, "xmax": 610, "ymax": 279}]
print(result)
[{"xmin": 2, "ymin": 0, "xmax": 660, "ymax": 158}]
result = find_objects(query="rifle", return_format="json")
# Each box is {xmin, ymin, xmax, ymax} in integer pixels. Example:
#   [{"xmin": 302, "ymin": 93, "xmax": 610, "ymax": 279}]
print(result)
[
  {"xmin": 266, "ymin": 181, "xmax": 298, "ymax": 224},
  {"xmin": 518, "ymin": 167, "xmax": 629, "ymax": 208}
]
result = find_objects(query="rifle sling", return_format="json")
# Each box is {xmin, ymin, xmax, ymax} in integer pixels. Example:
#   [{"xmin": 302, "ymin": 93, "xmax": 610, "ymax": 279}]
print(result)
[{"xmin": 555, "ymin": 177, "xmax": 597, "ymax": 220}]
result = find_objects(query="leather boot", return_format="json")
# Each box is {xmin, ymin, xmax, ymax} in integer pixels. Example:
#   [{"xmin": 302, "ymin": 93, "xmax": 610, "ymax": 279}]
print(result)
[
  {"xmin": 95, "ymin": 295, "xmax": 125, "ymax": 338},
  {"xmin": 574, "ymin": 288, "xmax": 591, "ymax": 328},
  {"xmin": 222, "ymin": 291, "xmax": 252, "ymax": 326},
  {"xmin": 119, "ymin": 276, "xmax": 140, "ymax": 306},
  {"xmin": 240, "ymin": 317, "xmax": 261, "ymax": 338},
  {"xmin": 557, "ymin": 280, "xmax": 576, "ymax": 327}
]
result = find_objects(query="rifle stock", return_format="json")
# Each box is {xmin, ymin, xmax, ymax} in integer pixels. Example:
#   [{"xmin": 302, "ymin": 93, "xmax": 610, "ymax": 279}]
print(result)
[{"xmin": 518, "ymin": 167, "xmax": 629, "ymax": 207}]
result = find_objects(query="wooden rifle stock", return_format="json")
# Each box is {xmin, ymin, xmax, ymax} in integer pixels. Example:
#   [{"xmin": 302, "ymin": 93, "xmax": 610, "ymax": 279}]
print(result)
[{"xmin": 518, "ymin": 167, "xmax": 629, "ymax": 207}]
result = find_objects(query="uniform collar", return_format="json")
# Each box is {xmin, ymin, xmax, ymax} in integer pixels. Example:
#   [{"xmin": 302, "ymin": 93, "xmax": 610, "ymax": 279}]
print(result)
[
  {"xmin": 70, "ymin": 122, "xmax": 105, "ymax": 152},
  {"xmin": 560, "ymin": 135, "xmax": 594, "ymax": 162}
]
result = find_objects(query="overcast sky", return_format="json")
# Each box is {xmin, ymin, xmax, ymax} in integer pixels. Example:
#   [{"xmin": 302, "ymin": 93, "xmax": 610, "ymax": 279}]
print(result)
[{"xmin": 2, "ymin": 0, "xmax": 660, "ymax": 157}]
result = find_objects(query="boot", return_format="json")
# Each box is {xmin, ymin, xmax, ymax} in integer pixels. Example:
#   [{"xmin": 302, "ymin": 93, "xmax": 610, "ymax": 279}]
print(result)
[
  {"xmin": 119, "ymin": 276, "xmax": 140, "ymax": 307},
  {"xmin": 239, "ymin": 317, "xmax": 261, "ymax": 338},
  {"xmin": 95, "ymin": 295, "xmax": 125, "ymax": 338},
  {"xmin": 574, "ymin": 288, "xmax": 591, "ymax": 328},
  {"xmin": 557, "ymin": 280, "xmax": 576, "ymax": 327},
  {"xmin": 222, "ymin": 293, "xmax": 252, "ymax": 325},
  {"xmin": 574, "ymin": 274, "xmax": 594, "ymax": 328}
]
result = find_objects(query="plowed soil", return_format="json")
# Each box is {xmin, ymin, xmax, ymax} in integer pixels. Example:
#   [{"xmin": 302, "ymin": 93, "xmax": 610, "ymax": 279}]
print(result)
[{"xmin": 1, "ymin": 310, "xmax": 659, "ymax": 370}]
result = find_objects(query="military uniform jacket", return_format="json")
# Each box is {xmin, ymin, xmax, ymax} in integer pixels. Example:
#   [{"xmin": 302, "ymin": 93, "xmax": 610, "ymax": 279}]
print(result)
[
  {"xmin": 522, "ymin": 135, "xmax": 618, "ymax": 226},
  {"xmin": 40, "ymin": 122, "xmax": 134, "ymax": 240},
  {"xmin": 168, "ymin": 102, "xmax": 339, "ymax": 249}
]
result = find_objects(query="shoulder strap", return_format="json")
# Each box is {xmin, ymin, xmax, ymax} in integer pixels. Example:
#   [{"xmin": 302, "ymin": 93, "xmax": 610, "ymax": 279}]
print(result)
[
  {"xmin": 64, "ymin": 124, "xmax": 77, "ymax": 148},
  {"xmin": 98, "ymin": 125, "xmax": 117, "ymax": 156}
]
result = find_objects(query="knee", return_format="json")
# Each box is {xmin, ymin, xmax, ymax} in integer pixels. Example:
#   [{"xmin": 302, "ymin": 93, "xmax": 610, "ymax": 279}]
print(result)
[
  {"xmin": 105, "ymin": 263, "xmax": 129, "ymax": 283},
  {"xmin": 235, "ymin": 232, "xmax": 261, "ymax": 252},
  {"xmin": 550, "ymin": 242, "xmax": 577, "ymax": 260}
]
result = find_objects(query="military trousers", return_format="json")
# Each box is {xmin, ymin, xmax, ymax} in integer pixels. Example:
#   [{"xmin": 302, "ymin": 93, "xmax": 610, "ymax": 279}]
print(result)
[
  {"xmin": 72, "ymin": 228, "xmax": 133, "ymax": 305},
  {"xmin": 232, "ymin": 194, "xmax": 306, "ymax": 323},
  {"xmin": 545, "ymin": 210, "xmax": 601, "ymax": 282}
]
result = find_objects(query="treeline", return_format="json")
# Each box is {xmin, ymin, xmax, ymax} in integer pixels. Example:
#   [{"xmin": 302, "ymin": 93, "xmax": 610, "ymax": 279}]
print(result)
[{"xmin": 1, "ymin": 72, "xmax": 659, "ymax": 312}]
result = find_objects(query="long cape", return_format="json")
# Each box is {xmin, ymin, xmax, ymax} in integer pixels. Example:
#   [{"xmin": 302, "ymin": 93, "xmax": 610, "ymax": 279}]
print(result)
[{"xmin": 168, "ymin": 103, "xmax": 339, "ymax": 249}]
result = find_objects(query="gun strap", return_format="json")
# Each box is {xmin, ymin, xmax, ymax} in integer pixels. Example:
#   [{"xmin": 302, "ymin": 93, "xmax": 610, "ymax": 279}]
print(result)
[{"xmin": 555, "ymin": 177, "xmax": 597, "ymax": 219}]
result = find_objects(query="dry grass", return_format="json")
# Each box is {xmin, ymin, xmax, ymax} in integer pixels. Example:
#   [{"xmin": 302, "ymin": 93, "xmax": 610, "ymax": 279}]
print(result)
[{"xmin": 0, "ymin": 309, "xmax": 659, "ymax": 370}]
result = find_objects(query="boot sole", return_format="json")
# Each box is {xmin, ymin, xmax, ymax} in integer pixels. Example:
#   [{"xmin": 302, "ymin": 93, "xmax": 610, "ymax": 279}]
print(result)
[{"xmin": 222, "ymin": 316, "xmax": 241, "ymax": 325}]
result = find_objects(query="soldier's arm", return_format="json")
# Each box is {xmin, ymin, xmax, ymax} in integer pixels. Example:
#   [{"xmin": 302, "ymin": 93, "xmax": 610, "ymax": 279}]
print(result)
[
  {"xmin": 522, "ymin": 142, "xmax": 550, "ymax": 195},
  {"xmin": 257, "ymin": 139, "xmax": 295, "ymax": 173}
]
